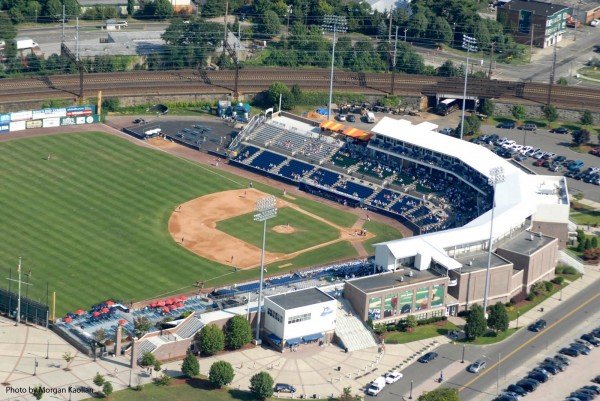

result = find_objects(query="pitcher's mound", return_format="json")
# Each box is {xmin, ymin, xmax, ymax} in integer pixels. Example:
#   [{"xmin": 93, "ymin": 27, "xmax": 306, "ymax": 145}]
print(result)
[{"xmin": 273, "ymin": 225, "xmax": 295, "ymax": 234}]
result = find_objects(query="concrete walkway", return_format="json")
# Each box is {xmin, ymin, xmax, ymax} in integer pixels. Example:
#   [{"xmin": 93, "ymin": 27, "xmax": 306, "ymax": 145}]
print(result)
[{"xmin": 1, "ymin": 266, "xmax": 599, "ymax": 400}]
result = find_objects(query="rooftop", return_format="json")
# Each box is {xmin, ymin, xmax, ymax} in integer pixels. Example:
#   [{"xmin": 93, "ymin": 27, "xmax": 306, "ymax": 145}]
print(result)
[
  {"xmin": 347, "ymin": 269, "xmax": 443, "ymax": 294},
  {"xmin": 497, "ymin": 230, "xmax": 556, "ymax": 255},
  {"xmin": 501, "ymin": 0, "xmax": 568, "ymax": 16},
  {"xmin": 454, "ymin": 252, "xmax": 512, "ymax": 273},
  {"xmin": 554, "ymin": 0, "xmax": 600, "ymax": 12},
  {"xmin": 267, "ymin": 287, "xmax": 334, "ymax": 310}
]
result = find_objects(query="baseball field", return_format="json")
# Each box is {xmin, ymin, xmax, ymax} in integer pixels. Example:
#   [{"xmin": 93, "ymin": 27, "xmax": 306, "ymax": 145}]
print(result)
[{"xmin": 0, "ymin": 131, "xmax": 403, "ymax": 316}]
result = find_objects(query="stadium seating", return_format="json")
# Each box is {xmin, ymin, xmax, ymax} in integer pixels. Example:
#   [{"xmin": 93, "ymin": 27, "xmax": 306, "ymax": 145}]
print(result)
[
  {"xmin": 334, "ymin": 181, "xmax": 374, "ymax": 200},
  {"xmin": 309, "ymin": 169, "xmax": 340, "ymax": 187},
  {"xmin": 235, "ymin": 146, "xmax": 261, "ymax": 162},
  {"xmin": 250, "ymin": 150, "xmax": 287, "ymax": 171},
  {"xmin": 279, "ymin": 159, "xmax": 315, "ymax": 180}
]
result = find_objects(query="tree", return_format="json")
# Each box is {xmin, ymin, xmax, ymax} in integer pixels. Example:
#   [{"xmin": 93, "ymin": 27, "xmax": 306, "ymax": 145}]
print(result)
[
  {"xmin": 405, "ymin": 315, "xmax": 417, "ymax": 331},
  {"xmin": 436, "ymin": 60, "xmax": 460, "ymax": 77},
  {"xmin": 0, "ymin": 13, "xmax": 18, "ymax": 41},
  {"xmin": 591, "ymin": 236, "xmax": 598, "ymax": 248},
  {"xmin": 153, "ymin": 0, "xmax": 174, "ymax": 19},
  {"xmin": 127, "ymin": 0, "xmax": 135, "ymax": 15},
  {"xmin": 467, "ymin": 112, "xmax": 481, "ymax": 135},
  {"xmin": 140, "ymin": 351, "xmax": 157, "ymax": 367},
  {"xmin": 543, "ymin": 104, "xmax": 558, "ymax": 122},
  {"xmin": 63, "ymin": 351, "xmax": 75, "ymax": 365},
  {"xmin": 290, "ymin": 84, "xmax": 303, "ymax": 105},
  {"xmin": 93, "ymin": 372, "xmax": 106, "ymax": 389},
  {"xmin": 581, "ymin": 110, "xmax": 594, "ymax": 125},
  {"xmin": 102, "ymin": 381, "xmax": 113, "ymax": 397},
  {"xmin": 266, "ymin": 82, "xmax": 294, "ymax": 110},
  {"xmin": 464, "ymin": 304, "xmax": 487, "ymax": 340},
  {"xmin": 418, "ymin": 388, "xmax": 461, "ymax": 401},
  {"xmin": 256, "ymin": 10, "xmax": 281, "ymax": 38},
  {"xmin": 338, "ymin": 387, "xmax": 362, "ymax": 401},
  {"xmin": 196, "ymin": 324, "xmax": 225, "ymax": 356},
  {"xmin": 153, "ymin": 361, "xmax": 162, "ymax": 373},
  {"xmin": 487, "ymin": 302, "xmax": 509, "ymax": 333},
  {"xmin": 202, "ymin": 0, "xmax": 226, "ymax": 18},
  {"xmin": 134, "ymin": 316, "xmax": 152, "ymax": 336},
  {"xmin": 572, "ymin": 129, "xmax": 591, "ymax": 146},
  {"xmin": 511, "ymin": 105, "xmax": 526, "ymax": 121},
  {"xmin": 225, "ymin": 315, "xmax": 253, "ymax": 350},
  {"xmin": 429, "ymin": 17, "xmax": 453, "ymax": 45},
  {"xmin": 32, "ymin": 385, "xmax": 44, "ymax": 400},
  {"xmin": 209, "ymin": 360, "xmax": 235, "ymax": 388},
  {"xmin": 557, "ymin": 77, "xmax": 568, "ymax": 85},
  {"xmin": 181, "ymin": 353, "xmax": 200, "ymax": 378},
  {"xmin": 480, "ymin": 99, "xmax": 494, "ymax": 116},
  {"xmin": 249, "ymin": 371, "xmax": 274, "ymax": 400}
]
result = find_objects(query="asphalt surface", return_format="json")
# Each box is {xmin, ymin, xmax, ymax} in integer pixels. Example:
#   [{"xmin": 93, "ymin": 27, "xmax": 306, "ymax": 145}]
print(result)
[{"xmin": 374, "ymin": 277, "xmax": 600, "ymax": 401}]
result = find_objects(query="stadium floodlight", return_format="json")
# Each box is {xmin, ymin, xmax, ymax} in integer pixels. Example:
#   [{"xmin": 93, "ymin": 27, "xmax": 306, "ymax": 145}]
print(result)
[
  {"xmin": 482, "ymin": 167, "xmax": 505, "ymax": 318},
  {"xmin": 322, "ymin": 15, "xmax": 347, "ymax": 121},
  {"xmin": 253, "ymin": 196, "xmax": 277, "ymax": 344},
  {"xmin": 459, "ymin": 35, "xmax": 477, "ymax": 141}
]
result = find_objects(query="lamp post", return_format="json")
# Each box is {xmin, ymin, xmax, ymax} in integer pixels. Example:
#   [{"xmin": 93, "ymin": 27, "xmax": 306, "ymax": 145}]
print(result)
[
  {"xmin": 460, "ymin": 35, "xmax": 477, "ymax": 141},
  {"xmin": 461, "ymin": 344, "xmax": 466, "ymax": 363},
  {"xmin": 322, "ymin": 15, "xmax": 347, "ymax": 121},
  {"xmin": 253, "ymin": 196, "xmax": 278, "ymax": 345},
  {"xmin": 482, "ymin": 167, "xmax": 505, "ymax": 319},
  {"xmin": 33, "ymin": 358, "xmax": 38, "ymax": 376},
  {"xmin": 46, "ymin": 340, "xmax": 49, "ymax": 359},
  {"xmin": 516, "ymin": 311, "xmax": 520, "ymax": 329},
  {"xmin": 409, "ymin": 379, "xmax": 413, "ymax": 399}
]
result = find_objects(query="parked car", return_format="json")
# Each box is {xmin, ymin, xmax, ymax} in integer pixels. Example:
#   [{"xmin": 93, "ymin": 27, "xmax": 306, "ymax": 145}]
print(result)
[
  {"xmin": 346, "ymin": 115, "xmax": 356, "ymax": 122},
  {"xmin": 337, "ymin": 114, "xmax": 347, "ymax": 122},
  {"xmin": 527, "ymin": 147, "xmax": 541, "ymax": 157},
  {"xmin": 569, "ymin": 160, "xmax": 585, "ymax": 171},
  {"xmin": 468, "ymin": 360, "xmax": 487, "ymax": 373},
  {"xmin": 521, "ymin": 123, "xmax": 538, "ymax": 131},
  {"xmin": 529, "ymin": 320, "xmax": 547, "ymax": 332},
  {"xmin": 515, "ymin": 154, "xmax": 528, "ymax": 162},
  {"xmin": 385, "ymin": 370, "xmax": 403, "ymax": 384},
  {"xmin": 440, "ymin": 128, "xmax": 455, "ymax": 136},
  {"xmin": 550, "ymin": 164, "xmax": 564, "ymax": 172},
  {"xmin": 527, "ymin": 371, "xmax": 548, "ymax": 383},
  {"xmin": 516, "ymin": 378, "xmax": 539, "ymax": 392},
  {"xmin": 539, "ymin": 363, "xmax": 559, "ymax": 375},
  {"xmin": 559, "ymin": 347, "xmax": 580, "ymax": 357},
  {"xmin": 274, "ymin": 383, "xmax": 296, "ymax": 393},
  {"xmin": 583, "ymin": 386, "xmax": 600, "ymax": 395},
  {"xmin": 418, "ymin": 352, "xmax": 438, "ymax": 363},
  {"xmin": 498, "ymin": 122, "xmax": 516, "ymax": 129},
  {"xmin": 533, "ymin": 159, "xmax": 545, "ymax": 167},
  {"xmin": 551, "ymin": 127, "xmax": 569, "ymax": 134},
  {"xmin": 506, "ymin": 384, "xmax": 528, "ymax": 397},
  {"xmin": 555, "ymin": 354, "xmax": 572, "ymax": 365},
  {"xmin": 542, "ymin": 357, "xmax": 567, "ymax": 371},
  {"xmin": 494, "ymin": 395, "xmax": 518, "ymax": 401},
  {"xmin": 570, "ymin": 343, "xmax": 591, "ymax": 355},
  {"xmin": 581, "ymin": 334, "xmax": 600, "ymax": 346},
  {"xmin": 570, "ymin": 392, "xmax": 594, "ymax": 401},
  {"xmin": 555, "ymin": 155, "xmax": 567, "ymax": 163}
]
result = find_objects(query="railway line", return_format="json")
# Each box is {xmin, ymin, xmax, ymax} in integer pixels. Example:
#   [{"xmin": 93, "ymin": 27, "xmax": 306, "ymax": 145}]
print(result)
[{"xmin": 0, "ymin": 68, "xmax": 598, "ymax": 111}]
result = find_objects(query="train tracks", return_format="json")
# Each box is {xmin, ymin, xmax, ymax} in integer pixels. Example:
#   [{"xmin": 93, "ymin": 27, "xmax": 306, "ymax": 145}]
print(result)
[{"xmin": 0, "ymin": 68, "xmax": 598, "ymax": 111}]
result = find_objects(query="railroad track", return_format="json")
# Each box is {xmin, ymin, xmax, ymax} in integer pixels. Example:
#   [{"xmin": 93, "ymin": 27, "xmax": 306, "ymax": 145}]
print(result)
[{"xmin": 0, "ymin": 68, "xmax": 598, "ymax": 111}]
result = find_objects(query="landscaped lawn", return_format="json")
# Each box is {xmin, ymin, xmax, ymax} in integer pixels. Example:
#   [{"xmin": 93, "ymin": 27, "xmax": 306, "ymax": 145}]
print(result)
[
  {"xmin": 462, "ymin": 328, "xmax": 519, "ymax": 345},
  {"xmin": 384, "ymin": 321, "xmax": 459, "ymax": 344},
  {"xmin": 570, "ymin": 201, "xmax": 600, "ymax": 225},
  {"xmin": 216, "ymin": 207, "xmax": 340, "ymax": 254}
]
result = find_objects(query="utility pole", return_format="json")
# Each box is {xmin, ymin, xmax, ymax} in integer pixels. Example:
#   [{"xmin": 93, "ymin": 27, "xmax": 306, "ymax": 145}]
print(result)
[
  {"xmin": 76, "ymin": 17, "xmax": 79, "ymax": 62},
  {"xmin": 62, "ymin": 4, "xmax": 65, "ymax": 43},
  {"xmin": 529, "ymin": 23, "xmax": 535, "ymax": 63},
  {"xmin": 574, "ymin": 1, "xmax": 582, "ymax": 41},
  {"xmin": 285, "ymin": 5, "xmax": 292, "ymax": 49},
  {"xmin": 391, "ymin": 26, "xmax": 399, "ymax": 95},
  {"xmin": 488, "ymin": 42, "xmax": 495, "ymax": 78},
  {"xmin": 547, "ymin": 35, "xmax": 557, "ymax": 106},
  {"xmin": 222, "ymin": 1, "xmax": 229, "ymax": 62}
]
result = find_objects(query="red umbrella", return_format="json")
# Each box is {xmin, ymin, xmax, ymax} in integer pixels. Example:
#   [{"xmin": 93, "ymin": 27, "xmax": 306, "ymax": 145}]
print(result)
[
  {"xmin": 76, "ymin": 309, "xmax": 85, "ymax": 315},
  {"xmin": 176, "ymin": 302, "xmax": 184, "ymax": 308},
  {"xmin": 64, "ymin": 317, "xmax": 72, "ymax": 323},
  {"xmin": 179, "ymin": 296, "xmax": 187, "ymax": 301},
  {"xmin": 150, "ymin": 303, "xmax": 157, "ymax": 308},
  {"xmin": 171, "ymin": 298, "xmax": 179, "ymax": 304},
  {"xmin": 162, "ymin": 306, "xmax": 170, "ymax": 313},
  {"xmin": 118, "ymin": 319, "xmax": 126, "ymax": 325},
  {"xmin": 105, "ymin": 301, "xmax": 115, "ymax": 306},
  {"xmin": 93, "ymin": 311, "xmax": 100, "ymax": 317},
  {"xmin": 165, "ymin": 299, "xmax": 173, "ymax": 305},
  {"xmin": 169, "ymin": 304, "xmax": 177, "ymax": 310},
  {"xmin": 157, "ymin": 301, "xmax": 165, "ymax": 307},
  {"xmin": 101, "ymin": 307, "xmax": 109, "ymax": 313}
]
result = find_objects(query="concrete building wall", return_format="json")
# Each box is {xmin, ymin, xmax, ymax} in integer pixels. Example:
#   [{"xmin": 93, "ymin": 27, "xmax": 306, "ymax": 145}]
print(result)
[
  {"xmin": 532, "ymin": 221, "xmax": 569, "ymax": 249},
  {"xmin": 343, "ymin": 282, "xmax": 368, "ymax": 320},
  {"xmin": 449, "ymin": 264, "xmax": 514, "ymax": 310}
]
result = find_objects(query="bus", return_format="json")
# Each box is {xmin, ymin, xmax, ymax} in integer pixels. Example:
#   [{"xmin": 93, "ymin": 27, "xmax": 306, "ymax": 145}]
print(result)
[{"xmin": 435, "ymin": 98, "xmax": 460, "ymax": 116}]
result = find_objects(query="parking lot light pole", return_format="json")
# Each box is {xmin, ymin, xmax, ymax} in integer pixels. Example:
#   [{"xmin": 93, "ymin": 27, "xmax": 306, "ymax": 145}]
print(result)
[
  {"xmin": 460, "ymin": 35, "xmax": 477, "ymax": 141},
  {"xmin": 483, "ymin": 167, "xmax": 505, "ymax": 319},
  {"xmin": 461, "ymin": 344, "xmax": 466, "ymax": 363},
  {"xmin": 253, "ymin": 196, "xmax": 277, "ymax": 345},
  {"xmin": 322, "ymin": 15, "xmax": 347, "ymax": 121},
  {"xmin": 516, "ymin": 311, "xmax": 520, "ymax": 329},
  {"xmin": 46, "ymin": 340, "xmax": 49, "ymax": 359},
  {"xmin": 409, "ymin": 379, "xmax": 413, "ymax": 399}
]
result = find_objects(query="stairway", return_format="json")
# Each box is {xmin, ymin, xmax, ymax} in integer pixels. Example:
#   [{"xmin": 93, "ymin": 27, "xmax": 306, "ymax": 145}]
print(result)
[{"xmin": 334, "ymin": 298, "xmax": 378, "ymax": 352}]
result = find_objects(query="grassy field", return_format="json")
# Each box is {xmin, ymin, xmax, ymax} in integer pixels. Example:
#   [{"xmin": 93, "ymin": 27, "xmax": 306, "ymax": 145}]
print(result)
[
  {"xmin": 216, "ymin": 207, "xmax": 340, "ymax": 254},
  {"xmin": 362, "ymin": 220, "xmax": 404, "ymax": 254},
  {"xmin": 0, "ymin": 132, "xmax": 371, "ymax": 316},
  {"xmin": 570, "ymin": 201, "xmax": 600, "ymax": 225}
]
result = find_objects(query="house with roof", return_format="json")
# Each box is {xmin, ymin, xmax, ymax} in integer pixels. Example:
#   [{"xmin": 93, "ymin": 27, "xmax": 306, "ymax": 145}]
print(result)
[{"xmin": 497, "ymin": 0, "xmax": 569, "ymax": 48}]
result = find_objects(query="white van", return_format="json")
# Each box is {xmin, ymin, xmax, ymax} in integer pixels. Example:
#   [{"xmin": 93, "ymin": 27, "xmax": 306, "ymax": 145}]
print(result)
[
  {"xmin": 366, "ymin": 111, "xmax": 376, "ymax": 123},
  {"xmin": 366, "ymin": 376, "xmax": 386, "ymax": 396}
]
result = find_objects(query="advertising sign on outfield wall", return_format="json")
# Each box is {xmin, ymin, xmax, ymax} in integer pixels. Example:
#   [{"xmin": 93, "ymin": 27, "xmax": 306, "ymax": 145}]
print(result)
[
  {"xmin": 33, "ymin": 108, "xmax": 67, "ymax": 120},
  {"xmin": 0, "ymin": 123, "xmax": 9, "ymax": 132},
  {"xmin": 11, "ymin": 110, "xmax": 33, "ymax": 121},
  {"xmin": 26, "ymin": 120, "xmax": 43, "ymax": 129},
  {"xmin": 66, "ymin": 106, "xmax": 95, "ymax": 116},
  {"xmin": 0, "ymin": 114, "xmax": 10, "ymax": 123},
  {"xmin": 9, "ymin": 121, "xmax": 26, "ymax": 132},
  {"xmin": 42, "ymin": 117, "xmax": 61, "ymax": 128},
  {"xmin": 60, "ymin": 115, "xmax": 99, "ymax": 126}
]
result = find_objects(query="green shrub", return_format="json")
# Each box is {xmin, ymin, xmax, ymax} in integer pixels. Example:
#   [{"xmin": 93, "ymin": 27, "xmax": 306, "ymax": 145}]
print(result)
[
  {"xmin": 373, "ymin": 324, "xmax": 387, "ymax": 335},
  {"xmin": 526, "ymin": 292, "xmax": 536, "ymax": 301},
  {"xmin": 562, "ymin": 266, "xmax": 578, "ymax": 275},
  {"xmin": 555, "ymin": 266, "xmax": 564, "ymax": 274},
  {"xmin": 543, "ymin": 281, "xmax": 553, "ymax": 292},
  {"xmin": 551, "ymin": 276, "xmax": 565, "ymax": 285},
  {"xmin": 155, "ymin": 374, "xmax": 172, "ymax": 386}
]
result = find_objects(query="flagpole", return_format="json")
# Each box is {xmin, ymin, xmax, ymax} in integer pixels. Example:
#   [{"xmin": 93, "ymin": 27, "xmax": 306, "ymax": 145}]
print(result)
[{"xmin": 17, "ymin": 257, "xmax": 21, "ymax": 327}]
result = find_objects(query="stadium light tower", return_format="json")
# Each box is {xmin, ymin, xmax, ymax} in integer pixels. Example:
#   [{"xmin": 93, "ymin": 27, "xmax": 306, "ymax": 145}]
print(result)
[
  {"xmin": 253, "ymin": 196, "xmax": 277, "ymax": 345},
  {"xmin": 322, "ymin": 15, "xmax": 347, "ymax": 121},
  {"xmin": 460, "ymin": 35, "xmax": 477, "ymax": 141},
  {"xmin": 483, "ymin": 167, "xmax": 505, "ymax": 319}
]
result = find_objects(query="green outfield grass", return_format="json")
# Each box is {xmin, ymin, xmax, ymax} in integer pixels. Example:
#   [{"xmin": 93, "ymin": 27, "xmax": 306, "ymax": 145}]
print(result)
[
  {"xmin": 216, "ymin": 207, "xmax": 340, "ymax": 254},
  {"xmin": 362, "ymin": 220, "xmax": 404, "ymax": 254},
  {"xmin": 0, "ymin": 132, "xmax": 371, "ymax": 316}
]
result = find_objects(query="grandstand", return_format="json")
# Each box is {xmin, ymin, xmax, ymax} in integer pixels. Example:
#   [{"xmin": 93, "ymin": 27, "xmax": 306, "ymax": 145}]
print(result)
[{"xmin": 228, "ymin": 113, "xmax": 486, "ymax": 234}]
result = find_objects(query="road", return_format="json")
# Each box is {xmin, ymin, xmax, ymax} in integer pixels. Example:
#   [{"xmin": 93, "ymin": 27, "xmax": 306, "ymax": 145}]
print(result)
[{"xmin": 373, "ymin": 277, "xmax": 600, "ymax": 401}]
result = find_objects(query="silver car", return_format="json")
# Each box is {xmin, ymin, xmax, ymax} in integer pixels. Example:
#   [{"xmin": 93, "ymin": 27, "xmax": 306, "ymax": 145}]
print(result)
[{"xmin": 468, "ymin": 360, "xmax": 487, "ymax": 373}]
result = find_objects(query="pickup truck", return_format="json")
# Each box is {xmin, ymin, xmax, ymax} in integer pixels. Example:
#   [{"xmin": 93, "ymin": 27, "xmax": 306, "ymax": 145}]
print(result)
[{"xmin": 366, "ymin": 377, "xmax": 386, "ymax": 396}]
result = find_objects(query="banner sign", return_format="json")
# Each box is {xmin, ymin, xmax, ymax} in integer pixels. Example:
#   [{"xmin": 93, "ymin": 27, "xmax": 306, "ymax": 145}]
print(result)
[
  {"xmin": 0, "ymin": 114, "xmax": 10, "ymax": 123},
  {"xmin": 26, "ymin": 120, "xmax": 43, "ymax": 129},
  {"xmin": 42, "ymin": 117, "xmax": 61, "ymax": 128},
  {"xmin": 33, "ymin": 108, "xmax": 67, "ymax": 120},
  {"xmin": 9, "ymin": 121, "xmax": 26, "ymax": 132},
  {"xmin": 60, "ymin": 115, "xmax": 99, "ymax": 126},
  {"xmin": 66, "ymin": 106, "xmax": 95, "ymax": 116},
  {"xmin": 10, "ymin": 110, "xmax": 33, "ymax": 121},
  {"xmin": 0, "ymin": 123, "xmax": 9, "ymax": 132}
]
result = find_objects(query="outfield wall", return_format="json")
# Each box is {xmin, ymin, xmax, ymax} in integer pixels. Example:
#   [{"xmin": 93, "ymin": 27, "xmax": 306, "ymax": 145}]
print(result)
[{"xmin": 0, "ymin": 106, "xmax": 99, "ymax": 133}]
